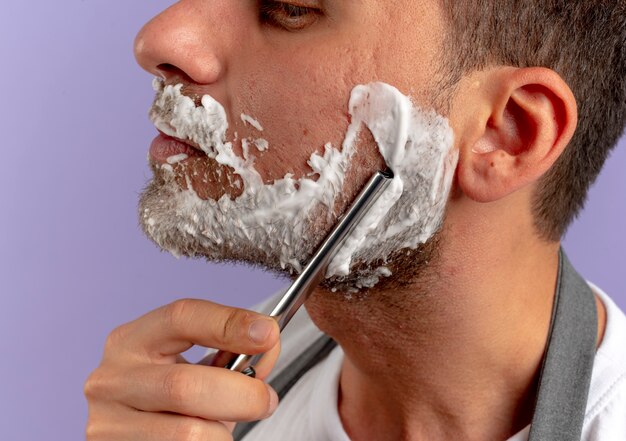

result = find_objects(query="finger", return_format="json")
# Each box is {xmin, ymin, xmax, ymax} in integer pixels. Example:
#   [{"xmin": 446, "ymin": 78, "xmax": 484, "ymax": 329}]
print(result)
[
  {"xmin": 200, "ymin": 339, "xmax": 280, "ymax": 380},
  {"xmin": 106, "ymin": 299, "xmax": 279, "ymax": 360},
  {"xmin": 248, "ymin": 340, "xmax": 281, "ymax": 380},
  {"xmin": 86, "ymin": 404, "xmax": 233, "ymax": 441},
  {"xmin": 113, "ymin": 363, "xmax": 279, "ymax": 422}
]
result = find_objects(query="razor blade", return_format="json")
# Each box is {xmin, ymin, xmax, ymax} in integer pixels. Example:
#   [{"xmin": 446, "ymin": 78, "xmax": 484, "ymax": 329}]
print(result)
[{"xmin": 221, "ymin": 168, "xmax": 394, "ymax": 377}]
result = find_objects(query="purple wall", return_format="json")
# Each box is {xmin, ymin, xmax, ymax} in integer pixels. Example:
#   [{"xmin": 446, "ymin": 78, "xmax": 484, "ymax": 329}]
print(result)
[{"xmin": 0, "ymin": 1, "xmax": 623, "ymax": 440}]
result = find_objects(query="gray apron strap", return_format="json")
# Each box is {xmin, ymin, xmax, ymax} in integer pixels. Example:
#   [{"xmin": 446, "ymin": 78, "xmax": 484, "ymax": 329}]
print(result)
[
  {"xmin": 527, "ymin": 250, "xmax": 597, "ymax": 440},
  {"xmin": 236, "ymin": 250, "xmax": 597, "ymax": 441},
  {"xmin": 233, "ymin": 335, "xmax": 337, "ymax": 440}
]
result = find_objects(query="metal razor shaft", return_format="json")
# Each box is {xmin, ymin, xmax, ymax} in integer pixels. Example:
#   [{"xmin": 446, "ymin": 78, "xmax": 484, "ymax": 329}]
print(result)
[{"xmin": 223, "ymin": 169, "xmax": 394, "ymax": 376}]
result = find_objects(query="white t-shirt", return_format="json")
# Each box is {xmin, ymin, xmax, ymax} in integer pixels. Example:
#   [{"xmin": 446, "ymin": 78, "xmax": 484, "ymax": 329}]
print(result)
[{"xmin": 244, "ymin": 285, "xmax": 626, "ymax": 440}]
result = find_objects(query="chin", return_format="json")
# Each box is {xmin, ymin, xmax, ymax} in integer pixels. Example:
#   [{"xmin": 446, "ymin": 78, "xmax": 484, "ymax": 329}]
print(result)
[{"xmin": 138, "ymin": 166, "xmax": 325, "ymax": 273}]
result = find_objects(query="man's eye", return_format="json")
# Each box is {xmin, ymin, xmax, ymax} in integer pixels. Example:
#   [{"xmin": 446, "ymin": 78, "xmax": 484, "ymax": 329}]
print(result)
[{"xmin": 260, "ymin": 1, "xmax": 321, "ymax": 31}]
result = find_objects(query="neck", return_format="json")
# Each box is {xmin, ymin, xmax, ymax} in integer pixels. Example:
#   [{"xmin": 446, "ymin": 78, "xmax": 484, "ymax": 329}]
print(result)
[{"xmin": 305, "ymin": 235, "xmax": 562, "ymax": 441}]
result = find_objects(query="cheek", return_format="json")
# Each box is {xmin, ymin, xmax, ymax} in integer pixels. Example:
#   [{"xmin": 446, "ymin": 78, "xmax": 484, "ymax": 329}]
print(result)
[
  {"xmin": 224, "ymin": 32, "xmax": 437, "ymax": 185},
  {"xmin": 230, "ymin": 51, "xmax": 366, "ymax": 181}
]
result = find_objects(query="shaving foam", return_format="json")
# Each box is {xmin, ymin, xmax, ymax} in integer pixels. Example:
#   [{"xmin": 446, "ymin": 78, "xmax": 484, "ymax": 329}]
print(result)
[
  {"xmin": 166, "ymin": 153, "xmax": 189, "ymax": 165},
  {"xmin": 241, "ymin": 113, "xmax": 264, "ymax": 132},
  {"xmin": 141, "ymin": 79, "xmax": 457, "ymax": 290}
]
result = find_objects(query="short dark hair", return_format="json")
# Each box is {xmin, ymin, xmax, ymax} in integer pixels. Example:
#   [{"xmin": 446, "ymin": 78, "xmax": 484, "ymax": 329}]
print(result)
[{"xmin": 437, "ymin": 0, "xmax": 626, "ymax": 241}]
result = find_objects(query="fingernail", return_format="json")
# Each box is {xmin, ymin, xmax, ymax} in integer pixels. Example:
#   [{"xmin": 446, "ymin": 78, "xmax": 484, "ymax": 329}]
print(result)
[
  {"xmin": 266, "ymin": 384, "xmax": 279, "ymax": 416},
  {"xmin": 249, "ymin": 318, "xmax": 273, "ymax": 345}
]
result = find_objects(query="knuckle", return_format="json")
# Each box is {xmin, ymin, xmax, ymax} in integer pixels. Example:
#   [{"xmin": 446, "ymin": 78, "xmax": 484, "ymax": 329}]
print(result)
[
  {"xmin": 220, "ymin": 308, "xmax": 249, "ymax": 344},
  {"xmin": 83, "ymin": 368, "xmax": 109, "ymax": 400},
  {"xmin": 162, "ymin": 366, "xmax": 198, "ymax": 407},
  {"xmin": 164, "ymin": 299, "xmax": 197, "ymax": 334},
  {"xmin": 104, "ymin": 324, "xmax": 131, "ymax": 354},
  {"xmin": 85, "ymin": 420, "xmax": 105, "ymax": 441},
  {"xmin": 85, "ymin": 422, "xmax": 96, "ymax": 441}
]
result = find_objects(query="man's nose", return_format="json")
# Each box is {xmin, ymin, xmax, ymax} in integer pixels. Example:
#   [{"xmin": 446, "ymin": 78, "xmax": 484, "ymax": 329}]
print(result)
[{"xmin": 134, "ymin": 1, "xmax": 235, "ymax": 85}]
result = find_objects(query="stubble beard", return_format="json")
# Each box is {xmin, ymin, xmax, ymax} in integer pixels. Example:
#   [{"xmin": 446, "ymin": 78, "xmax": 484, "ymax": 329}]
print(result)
[
  {"xmin": 138, "ymin": 79, "xmax": 456, "ymax": 296},
  {"xmin": 139, "ymin": 161, "xmax": 330, "ymax": 276},
  {"xmin": 139, "ymin": 161, "xmax": 445, "ymax": 296}
]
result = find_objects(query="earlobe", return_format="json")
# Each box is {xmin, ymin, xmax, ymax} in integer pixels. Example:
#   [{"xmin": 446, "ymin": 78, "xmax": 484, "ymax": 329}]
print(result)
[{"xmin": 456, "ymin": 67, "xmax": 578, "ymax": 203}]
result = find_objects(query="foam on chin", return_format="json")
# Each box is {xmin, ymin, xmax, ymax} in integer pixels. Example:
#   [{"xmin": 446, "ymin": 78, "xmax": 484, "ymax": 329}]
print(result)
[{"xmin": 141, "ymin": 79, "xmax": 457, "ymax": 290}]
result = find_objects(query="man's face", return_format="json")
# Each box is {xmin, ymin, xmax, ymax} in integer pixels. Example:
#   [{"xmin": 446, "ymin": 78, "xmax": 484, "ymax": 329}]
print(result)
[{"xmin": 134, "ymin": 0, "xmax": 454, "ymax": 289}]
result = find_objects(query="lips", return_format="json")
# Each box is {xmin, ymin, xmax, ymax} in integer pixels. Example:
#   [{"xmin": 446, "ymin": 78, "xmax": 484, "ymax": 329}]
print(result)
[{"xmin": 149, "ymin": 132, "xmax": 205, "ymax": 164}]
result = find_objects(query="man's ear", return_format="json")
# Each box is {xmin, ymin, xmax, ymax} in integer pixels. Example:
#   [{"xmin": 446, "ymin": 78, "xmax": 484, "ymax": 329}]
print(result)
[{"xmin": 455, "ymin": 67, "xmax": 578, "ymax": 203}]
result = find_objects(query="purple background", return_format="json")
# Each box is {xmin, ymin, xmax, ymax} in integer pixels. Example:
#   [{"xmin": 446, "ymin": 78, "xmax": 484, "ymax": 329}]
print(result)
[{"xmin": 0, "ymin": 1, "xmax": 624, "ymax": 440}]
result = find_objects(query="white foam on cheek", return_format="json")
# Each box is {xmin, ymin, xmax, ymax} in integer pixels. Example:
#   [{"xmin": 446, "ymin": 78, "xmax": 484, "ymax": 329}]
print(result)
[
  {"xmin": 254, "ymin": 138, "xmax": 269, "ymax": 152},
  {"xmin": 241, "ymin": 139, "xmax": 251, "ymax": 160},
  {"xmin": 326, "ymin": 83, "xmax": 458, "ymax": 279},
  {"xmin": 146, "ymin": 79, "xmax": 457, "ymax": 288},
  {"xmin": 241, "ymin": 138, "xmax": 269, "ymax": 160},
  {"xmin": 241, "ymin": 113, "xmax": 264, "ymax": 131}
]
